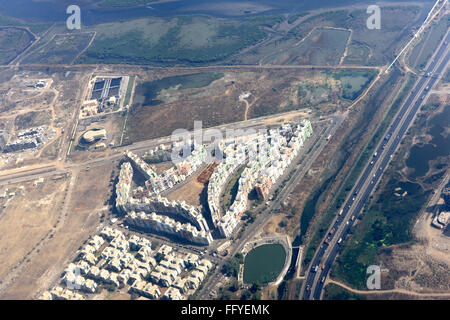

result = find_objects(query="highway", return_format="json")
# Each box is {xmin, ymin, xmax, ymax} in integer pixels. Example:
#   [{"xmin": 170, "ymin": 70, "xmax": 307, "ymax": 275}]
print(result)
[{"xmin": 301, "ymin": 30, "xmax": 450, "ymax": 300}]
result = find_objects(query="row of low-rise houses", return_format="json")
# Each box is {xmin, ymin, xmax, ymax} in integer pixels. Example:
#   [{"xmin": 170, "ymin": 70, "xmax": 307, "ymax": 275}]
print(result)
[
  {"xmin": 214, "ymin": 120, "xmax": 313, "ymax": 237},
  {"xmin": 39, "ymin": 227, "xmax": 214, "ymax": 300},
  {"xmin": 125, "ymin": 151, "xmax": 158, "ymax": 180},
  {"xmin": 125, "ymin": 146, "xmax": 207, "ymax": 198},
  {"xmin": 116, "ymin": 162, "xmax": 133, "ymax": 214},
  {"xmin": 125, "ymin": 211, "xmax": 213, "ymax": 246},
  {"xmin": 124, "ymin": 195, "xmax": 209, "ymax": 232},
  {"xmin": 143, "ymin": 145, "xmax": 208, "ymax": 196}
]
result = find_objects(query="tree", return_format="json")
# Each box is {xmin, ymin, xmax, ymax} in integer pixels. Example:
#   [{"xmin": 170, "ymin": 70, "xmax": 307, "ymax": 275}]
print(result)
[
  {"xmin": 240, "ymin": 290, "xmax": 252, "ymax": 300},
  {"xmin": 250, "ymin": 281, "xmax": 261, "ymax": 293},
  {"xmin": 253, "ymin": 291, "xmax": 262, "ymax": 300}
]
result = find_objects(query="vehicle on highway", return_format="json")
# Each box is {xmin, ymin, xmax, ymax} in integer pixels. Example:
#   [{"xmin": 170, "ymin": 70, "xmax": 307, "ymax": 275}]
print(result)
[
  {"xmin": 321, "ymin": 276, "xmax": 326, "ymax": 283},
  {"xmin": 337, "ymin": 238, "xmax": 343, "ymax": 245},
  {"xmin": 306, "ymin": 285, "xmax": 310, "ymax": 291}
]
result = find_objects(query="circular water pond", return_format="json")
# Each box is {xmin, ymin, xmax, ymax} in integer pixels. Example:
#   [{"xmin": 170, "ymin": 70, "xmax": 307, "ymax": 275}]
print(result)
[{"xmin": 243, "ymin": 243, "xmax": 286, "ymax": 284}]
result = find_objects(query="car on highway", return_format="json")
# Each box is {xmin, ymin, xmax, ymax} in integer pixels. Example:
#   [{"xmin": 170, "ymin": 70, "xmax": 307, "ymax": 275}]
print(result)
[
  {"xmin": 337, "ymin": 238, "xmax": 343, "ymax": 245},
  {"xmin": 306, "ymin": 285, "xmax": 310, "ymax": 291},
  {"xmin": 321, "ymin": 276, "xmax": 326, "ymax": 283}
]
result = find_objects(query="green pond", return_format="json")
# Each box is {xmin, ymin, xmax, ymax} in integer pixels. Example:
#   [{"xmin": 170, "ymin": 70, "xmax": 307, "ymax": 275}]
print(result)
[{"xmin": 243, "ymin": 244, "xmax": 286, "ymax": 284}]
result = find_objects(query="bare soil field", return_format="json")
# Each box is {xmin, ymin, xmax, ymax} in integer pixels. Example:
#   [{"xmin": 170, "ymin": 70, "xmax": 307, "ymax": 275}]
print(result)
[
  {"xmin": 0, "ymin": 176, "xmax": 69, "ymax": 295},
  {"xmin": 0, "ymin": 164, "xmax": 113, "ymax": 299},
  {"xmin": 166, "ymin": 176, "xmax": 206, "ymax": 207},
  {"xmin": 124, "ymin": 68, "xmax": 376, "ymax": 143}
]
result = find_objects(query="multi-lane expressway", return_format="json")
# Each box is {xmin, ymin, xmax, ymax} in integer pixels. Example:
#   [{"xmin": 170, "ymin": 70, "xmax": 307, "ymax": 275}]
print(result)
[{"xmin": 301, "ymin": 30, "xmax": 450, "ymax": 300}]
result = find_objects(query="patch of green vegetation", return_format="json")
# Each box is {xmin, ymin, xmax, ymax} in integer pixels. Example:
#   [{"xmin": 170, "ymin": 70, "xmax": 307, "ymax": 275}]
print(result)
[
  {"xmin": 222, "ymin": 165, "xmax": 246, "ymax": 212},
  {"xmin": 289, "ymin": 6, "xmax": 422, "ymax": 66},
  {"xmin": 123, "ymin": 76, "xmax": 135, "ymax": 107},
  {"xmin": 0, "ymin": 27, "xmax": 33, "ymax": 64},
  {"xmin": 405, "ymin": 106, "xmax": 450, "ymax": 179},
  {"xmin": 409, "ymin": 16, "xmax": 449, "ymax": 70},
  {"xmin": 444, "ymin": 68, "xmax": 450, "ymax": 83},
  {"xmin": 0, "ymin": 14, "xmax": 23, "ymax": 26},
  {"xmin": 287, "ymin": 12, "xmax": 310, "ymax": 24},
  {"xmin": 222, "ymin": 253, "xmax": 244, "ymax": 278},
  {"xmin": 98, "ymin": 0, "xmax": 156, "ymax": 8},
  {"xmin": 23, "ymin": 33, "xmax": 93, "ymax": 65},
  {"xmin": 334, "ymin": 178, "xmax": 429, "ymax": 288},
  {"xmin": 343, "ymin": 43, "xmax": 371, "ymax": 65},
  {"xmin": 0, "ymin": 14, "xmax": 51, "ymax": 35},
  {"xmin": 330, "ymin": 70, "xmax": 377, "ymax": 100},
  {"xmin": 134, "ymin": 72, "xmax": 223, "ymax": 106},
  {"xmin": 296, "ymin": 28, "xmax": 350, "ymax": 66},
  {"xmin": 324, "ymin": 283, "xmax": 365, "ymax": 300},
  {"xmin": 297, "ymin": 82, "xmax": 332, "ymax": 106},
  {"xmin": 77, "ymin": 15, "xmax": 275, "ymax": 65}
]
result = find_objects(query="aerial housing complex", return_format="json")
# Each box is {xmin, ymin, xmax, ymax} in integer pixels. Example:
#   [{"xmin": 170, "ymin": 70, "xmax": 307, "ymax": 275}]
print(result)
[
  {"xmin": 115, "ymin": 120, "xmax": 312, "ymax": 244},
  {"xmin": 212, "ymin": 120, "xmax": 313, "ymax": 237}
]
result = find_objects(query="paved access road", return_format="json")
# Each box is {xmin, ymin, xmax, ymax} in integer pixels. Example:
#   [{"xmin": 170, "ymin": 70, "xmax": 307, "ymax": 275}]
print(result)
[{"xmin": 301, "ymin": 31, "xmax": 450, "ymax": 300}]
